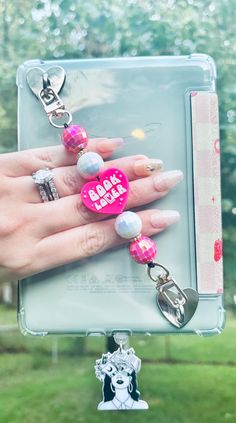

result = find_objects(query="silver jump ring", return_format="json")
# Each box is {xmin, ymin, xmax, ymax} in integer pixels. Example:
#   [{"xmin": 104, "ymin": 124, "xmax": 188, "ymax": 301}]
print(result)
[
  {"xmin": 49, "ymin": 109, "xmax": 72, "ymax": 128},
  {"xmin": 32, "ymin": 168, "xmax": 59, "ymax": 202},
  {"xmin": 147, "ymin": 262, "xmax": 170, "ymax": 283}
]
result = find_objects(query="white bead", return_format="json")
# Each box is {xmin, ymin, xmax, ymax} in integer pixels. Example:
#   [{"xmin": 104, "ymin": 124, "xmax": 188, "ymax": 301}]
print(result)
[
  {"xmin": 115, "ymin": 211, "xmax": 142, "ymax": 239},
  {"xmin": 77, "ymin": 152, "xmax": 104, "ymax": 180}
]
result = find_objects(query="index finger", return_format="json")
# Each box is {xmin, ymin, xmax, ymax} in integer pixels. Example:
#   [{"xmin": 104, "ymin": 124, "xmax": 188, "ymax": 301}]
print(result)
[{"xmin": 1, "ymin": 137, "xmax": 124, "ymax": 177}]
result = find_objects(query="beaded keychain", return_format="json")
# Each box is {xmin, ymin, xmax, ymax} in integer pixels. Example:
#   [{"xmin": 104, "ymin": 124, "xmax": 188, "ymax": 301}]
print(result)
[
  {"xmin": 62, "ymin": 123, "xmax": 199, "ymax": 329},
  {"xmin": 27, "ymin": 66, "xmax": 199, "ymax": 411}
]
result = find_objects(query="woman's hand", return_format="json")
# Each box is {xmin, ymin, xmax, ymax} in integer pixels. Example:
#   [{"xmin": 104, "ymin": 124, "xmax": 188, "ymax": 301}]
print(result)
[{"xmin": 0, "ymin": 137, "xmax": 182, "ymax": 283}]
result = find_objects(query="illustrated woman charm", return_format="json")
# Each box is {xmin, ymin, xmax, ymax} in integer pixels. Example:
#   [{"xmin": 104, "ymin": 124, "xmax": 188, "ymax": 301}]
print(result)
[{"xmin": 95, "ymin": 347, "xmax": 148, "ymax": 411}]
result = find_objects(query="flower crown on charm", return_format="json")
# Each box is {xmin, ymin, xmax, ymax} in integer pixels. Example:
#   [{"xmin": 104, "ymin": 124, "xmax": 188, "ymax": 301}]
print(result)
[{"xmin": 95, "ymin": 348, "xmax": 141, "ymax": 382}]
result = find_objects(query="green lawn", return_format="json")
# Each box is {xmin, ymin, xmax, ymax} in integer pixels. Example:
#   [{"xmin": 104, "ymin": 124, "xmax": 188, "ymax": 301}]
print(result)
[
  {"xmin": 1, "ymin": 306, "xmax": 236, "ymax": 422},
  {"xmin": 0, "ymin": 355, "xmax": 236, "ymax": 423},
  {"xmin": 0, "ymin": 305, "xmax": 17, "ymax": 325}
]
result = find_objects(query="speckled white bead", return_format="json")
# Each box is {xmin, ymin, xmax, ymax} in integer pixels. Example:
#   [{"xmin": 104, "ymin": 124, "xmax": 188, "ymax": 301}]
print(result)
[
  {"xmin": 77, "ymin": 151, "xmax": 104, "ymax": 180},
  {"xmin": 115, "ymin": 211, "xmax": 142, "ymax": 239}
]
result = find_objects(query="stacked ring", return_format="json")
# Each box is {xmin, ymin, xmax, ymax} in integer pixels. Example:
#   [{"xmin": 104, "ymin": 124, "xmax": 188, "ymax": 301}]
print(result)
[{"xmin": 32, "ymin": 168, "xmax": 59, "ymax": 202}]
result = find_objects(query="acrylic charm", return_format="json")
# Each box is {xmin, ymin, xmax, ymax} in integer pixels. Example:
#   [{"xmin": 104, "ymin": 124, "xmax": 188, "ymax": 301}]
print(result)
[
  {"xmin": 81, "ymin": 168, "xmax": 129, "ymax": 214},
  {"xmin": 95, "ymin": 347, "xmax": 148, "ymax": 410}
]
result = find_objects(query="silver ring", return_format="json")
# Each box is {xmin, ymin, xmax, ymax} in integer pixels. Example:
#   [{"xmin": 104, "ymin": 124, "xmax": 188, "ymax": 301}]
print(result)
[
  {"xmin": 32, "ymin": 168, "xmax": 59, "ymax": 202},
  {"xmin": 48, "ymin": 110, "xmax": 72, "ymax": 128}
]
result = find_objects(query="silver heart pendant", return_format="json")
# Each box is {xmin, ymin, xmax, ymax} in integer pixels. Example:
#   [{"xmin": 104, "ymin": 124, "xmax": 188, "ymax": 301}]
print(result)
[
  {"xmin": 26, "ymin": 66, "xmax": 66, "ymax": 98},
  {"xmin": 156, "ymin": 279, "xmax": 199, "ymax": 328}
]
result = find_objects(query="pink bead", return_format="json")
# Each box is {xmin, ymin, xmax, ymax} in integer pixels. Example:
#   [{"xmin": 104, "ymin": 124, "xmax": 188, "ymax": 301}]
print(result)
[
  {"xmin": 129, "ymin": 236, "xmax": 157, "ymax": 264},
  {"xmin": 62, "ymin": 125, "xmax": 88, "ymax": 153}
]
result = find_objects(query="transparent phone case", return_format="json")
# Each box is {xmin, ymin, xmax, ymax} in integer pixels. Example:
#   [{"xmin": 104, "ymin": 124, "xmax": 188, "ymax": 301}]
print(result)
[{"xmin": 17, "ymin": 54, "xmax": 224, "ymax": 336}]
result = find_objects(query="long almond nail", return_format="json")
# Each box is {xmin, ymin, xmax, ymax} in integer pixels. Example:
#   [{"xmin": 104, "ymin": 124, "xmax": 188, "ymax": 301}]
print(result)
[
  {"xmin": 153, "ymin": 170, "xmax": 183, "ymax": 191},
  {"xmin": 134, "ymin": 158, "xmax": 163, "ymax": 176},
  {"xmin": 151, "ymin": 210, "xmax": 180, "ymax": 228},
  {"xmin": 98, "ymin": 138, "xmax": 124, "ymax": 152}
]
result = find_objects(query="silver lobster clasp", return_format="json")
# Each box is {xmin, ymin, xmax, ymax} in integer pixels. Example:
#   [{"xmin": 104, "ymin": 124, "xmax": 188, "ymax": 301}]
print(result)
[
  {"xmin": 147, "ymin": 262, "xmax": 199, "ymax": 328},
  {"xmin": 26, "ymin": 66, "xmax": 72, "ymax": 128},
  {"xmin": 38, "ymin": 85, "xmax": 65, "ymax": 116}
]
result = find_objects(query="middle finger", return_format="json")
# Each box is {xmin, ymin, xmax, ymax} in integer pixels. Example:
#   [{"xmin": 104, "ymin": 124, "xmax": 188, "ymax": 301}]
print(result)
[
  {"xmin": 34, "ymin": 169, "xmax": 183, "ymax": 237},
  {"xmin": 15, "ymin": 155, "xmax": 162, "ymax": 203}
]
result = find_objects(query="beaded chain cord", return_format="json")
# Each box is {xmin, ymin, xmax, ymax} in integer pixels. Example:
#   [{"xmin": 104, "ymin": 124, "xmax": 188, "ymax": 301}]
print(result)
[{"xmin": 61, "ymin": 123, "xmax": 158, "ymax": 267}]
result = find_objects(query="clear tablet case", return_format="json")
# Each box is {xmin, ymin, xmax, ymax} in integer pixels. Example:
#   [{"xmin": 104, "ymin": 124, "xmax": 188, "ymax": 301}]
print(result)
[{"xmin": 17, "ymin": 54, "xmax": 224, "ymax": 336}]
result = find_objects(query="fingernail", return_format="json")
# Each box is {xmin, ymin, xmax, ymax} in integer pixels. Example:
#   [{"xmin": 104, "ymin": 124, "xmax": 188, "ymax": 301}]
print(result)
[
  {"xmin": 98, "ymin": 138, "xmax": 124, "ymax": 152},
  {"xmin": 151, "ymin": 210, "xmax": 180, "ymax": 228},
  {"xmin": 153, "ymin": 170, "xmax": 183, "ymax": 191},
  {"xmin": 134, "ymin": 158, "xmax": 163, "ymax": 176}
]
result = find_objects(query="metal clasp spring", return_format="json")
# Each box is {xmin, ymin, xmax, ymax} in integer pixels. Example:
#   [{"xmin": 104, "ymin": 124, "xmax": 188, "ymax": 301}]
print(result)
[{"xmin": 39, "ymin": 85, "xmax": 65, "ymax": 116}]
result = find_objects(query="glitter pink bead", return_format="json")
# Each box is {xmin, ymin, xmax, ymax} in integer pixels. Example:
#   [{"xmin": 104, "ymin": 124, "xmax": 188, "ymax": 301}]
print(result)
[
  {"xmin": 129, "ymin": 236, "xmax": 157, "ymax": 264},
  {"xmin": 62, "ymin": 125, "xmax": 88, "ymax": 153}
]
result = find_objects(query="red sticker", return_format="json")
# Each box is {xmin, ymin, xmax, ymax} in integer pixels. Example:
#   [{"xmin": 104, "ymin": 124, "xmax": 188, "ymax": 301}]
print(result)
[{"xmin": 214, "ymin": 239, "xmax": 222, "ymax": 262}]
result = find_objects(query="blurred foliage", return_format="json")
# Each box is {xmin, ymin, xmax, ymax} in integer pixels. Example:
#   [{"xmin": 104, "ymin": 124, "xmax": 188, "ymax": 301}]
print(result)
[{"xmin": 0, "ymin": 0, "xmax": 235, "ymax": 303}]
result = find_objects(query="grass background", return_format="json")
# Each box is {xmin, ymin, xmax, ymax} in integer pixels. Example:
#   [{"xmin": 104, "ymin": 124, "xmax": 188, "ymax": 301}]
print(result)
[{"xmin": 1, "ymin": 306, "xmax": 236, "ymax": 422}]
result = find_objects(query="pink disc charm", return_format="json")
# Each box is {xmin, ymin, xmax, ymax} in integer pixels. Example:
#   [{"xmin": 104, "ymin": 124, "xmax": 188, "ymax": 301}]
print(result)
[
  {"xmin": 62, "ymin": 124, "xmax": 88, "ymax": 153},
  {"xmin": 81, "ymin": 167, "xmax": 129, "ymax": 215},
  {"xmin": 129, "ymin": 236, "xmax": 157, "ymax": 264}
]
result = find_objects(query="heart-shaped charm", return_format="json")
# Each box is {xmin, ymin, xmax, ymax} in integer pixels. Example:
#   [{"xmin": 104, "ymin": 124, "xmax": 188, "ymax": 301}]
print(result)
[
  {"xmin": 156, "ymin": 280, "xmax": 199, "ymax": 328},
  {"xmin": 26, "ymin": 66, "xmax": 66, "ymax": 98},
  {"xmin": 81, "ymin": 167, "xmax": 129, "ymax": 215}
]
